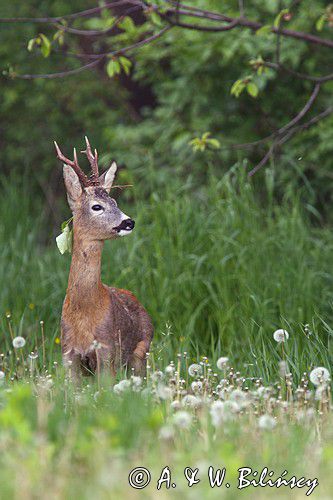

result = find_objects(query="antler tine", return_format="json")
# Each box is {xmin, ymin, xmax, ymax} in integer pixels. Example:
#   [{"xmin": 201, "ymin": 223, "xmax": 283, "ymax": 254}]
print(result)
[
  {"xmin": 54, "ymin": 141, "xmax": 91, "ymax": 187},
  {"xmin": 81, "ymin": 136, "xmax": 99, "ymax": 182}
]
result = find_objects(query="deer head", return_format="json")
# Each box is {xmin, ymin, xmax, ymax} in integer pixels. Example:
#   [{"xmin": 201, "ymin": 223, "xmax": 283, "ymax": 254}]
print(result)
[{"xmin": 54, "ymin": 137, "xmax": 135, "ymax": 240}]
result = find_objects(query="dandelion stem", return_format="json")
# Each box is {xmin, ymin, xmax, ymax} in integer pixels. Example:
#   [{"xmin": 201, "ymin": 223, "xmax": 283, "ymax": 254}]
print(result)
[{"xmin": 40, "ymin": 321, "xmax": 46, "ymax": 368}]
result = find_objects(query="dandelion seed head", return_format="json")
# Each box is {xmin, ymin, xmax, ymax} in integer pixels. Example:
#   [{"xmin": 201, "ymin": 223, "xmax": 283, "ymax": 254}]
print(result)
[
  {"xmin": 91, "ymin": 340, "xmax": 102, "ymax": 350},
  {"xmin": 310, "ymin": 367, "xmax": 330, "ymax": 386},
  {"xmin": 159, "ymin": 425, "xmax": 175, "ymax": 441},
  {"xmin": 151, "ymin": 370, "xmax": 164, "ymax": 382},
  {"xmin": 165, "ymin": 365, "xmax": 175, "ymax": 376},
  {"xmin": 258, "ymin": 414, "xmax": 276, "ymax": 430},
  {"xmin": 182, "ymin": 394, "xmax": 200, "ymax": 408},
  {"xmin": 12, "ymin": 336, "xmax": 26, "ymax": 349},
  {"xmin": 131, "ymin": 376, "xmax": 142, "ymax": 391},
  {"xmin": 216, "ymin": 357, "xmax": 229, "ymax": 370},
  {"xmin": 113, "ymin": 379, "xmax": 131, "ymax": 394},
  {"xmin": 229, "ymin": 389, "xmax": 248, "ymax": 408},
  {"xmin": 156, "ymin": 384, "xmax": 173, "ymax": 400},
  {"xmin": 210, "ymin": 401, "xmax": 228, "ymax": 426},
  {"xmin": 170, "ymin": 400, "xmax": 181, "ymax": 411},
  {"xmin": 172, "ymin": 410, "xmax": 192, "ymax": 429},
  {"xmin": 0, "ymin": 371, "xmax": 5, "ymax": 380},
  {"xmin": 191, "ymin": 380, "xmax": 203, "ymax": 393},
  {"xmin": 188, "ymin": 363, "xmax": 202, "ymax": 377},
  {"xmin": 273, "ymin": 329, "xmax": 289, "ymax": 343}
]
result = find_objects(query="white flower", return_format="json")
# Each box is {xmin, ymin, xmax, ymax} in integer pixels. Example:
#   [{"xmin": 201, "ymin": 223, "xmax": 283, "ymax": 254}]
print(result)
[
  {"xmin": 113, "ymin": 379, "xmax": 131, "ymax": 394},
  {"xmin": 172, "ymin": 411, "xmax": 192, "ymax": 429},
  {"xmin": 216, "ymin": 357, "xmax": 229, "ymax": 370},
  {"xmin": 310, "ymin": 367, "xmax": 330, "ymax": 386},
  {"xmin": 258, "ymin": 414, "xmax": 276, "ymax": 430},
  {"xmin": 165, "ymin": 365, "xmax": 175, "ymax": 376},
  {"xmin": 188, "ymin": 364, "xmax": 202, "ymax": 377},
  {"xmin": 159, "ymin": 425, "xmax": 175, "ymax": 441},
  {"xmin": 29, "ymin": 352, "xmax": 38, "ymax": 360},
  {"xmin": 273, "ymin": 329, "xmax": 289, "ymax": 343},
  {"xmin": 182, "ymin": 394, "xmax": 200, "ymax": 409},
  {"xmin": 12, "ymin": 336, "xmax": 26, "ymax": 349},
  {"xmin": 156, "ymin": 384, "xmax": 173, "ymax": 400}
]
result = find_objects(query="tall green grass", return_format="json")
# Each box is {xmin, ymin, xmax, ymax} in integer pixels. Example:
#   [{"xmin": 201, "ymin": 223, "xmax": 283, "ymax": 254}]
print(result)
[{"xmin": 1, "ymin": 168, "xmax": 332, "ymax": 380}]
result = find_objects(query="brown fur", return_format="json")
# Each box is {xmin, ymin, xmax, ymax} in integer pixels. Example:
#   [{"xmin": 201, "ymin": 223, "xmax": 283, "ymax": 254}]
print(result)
[{"xmin": 60, "ymin": 162, "xmax": 153, "ymax": 379}]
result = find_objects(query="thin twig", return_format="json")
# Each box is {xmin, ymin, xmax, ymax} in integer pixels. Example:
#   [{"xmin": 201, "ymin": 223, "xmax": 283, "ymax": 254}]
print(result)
[
  {"xmin": 264, "ymin": 61, "xmax": 333, "ymax": 83},
  {"xmin": 13, "ymin": 59, "xmax": 100, "ymax": 79},
  {"xmin": 0, "ymin": 0, "xmax": 143, "ymax": 23},
  {"xmin": 247, "ymin": 102, "xmax": 332, "ymax": 177},
  {"xmin": 14, "ymin": 26, "xmax": 171, "ymax": 79},
  {"xmin": 163, "ymin": 1, "xmax": 333, "ymax": 48},
  {"xmin": 52, "ymin": 5, "xmax": 142, "ymax": 37},
  {"xmin": 227, "ymin": 84, "xmax": 322, "ymax": 151}
]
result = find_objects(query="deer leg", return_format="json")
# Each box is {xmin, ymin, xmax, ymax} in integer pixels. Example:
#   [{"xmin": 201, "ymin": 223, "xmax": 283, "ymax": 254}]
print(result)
[
  {"xmin": 128, "ymin": 340, "xmax": 148, "ymax": 376},
  {"xmin": 97, "ymin": 348, "xmax": 116, "ymax": 378},
  {"xmin": 63, "ymin": 350, "xmax": 82, "ymax": 383}
]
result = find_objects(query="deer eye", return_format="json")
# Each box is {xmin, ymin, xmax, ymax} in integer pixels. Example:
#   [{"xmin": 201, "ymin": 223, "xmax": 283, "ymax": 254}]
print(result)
[{"xmin": 91, "ymin": 204, "xmax": 103, "ymax": 211}]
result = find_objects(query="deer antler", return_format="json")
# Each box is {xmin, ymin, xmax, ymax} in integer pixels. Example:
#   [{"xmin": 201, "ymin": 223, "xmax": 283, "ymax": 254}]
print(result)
[
  {"xmin": 81, "ymin": 136, "xmax": 99, "ymax": 184},
  {"xmin": 54, "ymin": 141, "xmax": 93, "ymax": 187}
]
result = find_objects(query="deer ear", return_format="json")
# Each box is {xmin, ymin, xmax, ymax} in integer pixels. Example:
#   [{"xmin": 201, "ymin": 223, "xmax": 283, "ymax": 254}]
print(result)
[
  {"xmin": 63, "ymin": 165, "xmax": 82, "ymax": 210},
  {"xmin": 99, "ymin": 162, "xmax": 117, "ymax": 193}
]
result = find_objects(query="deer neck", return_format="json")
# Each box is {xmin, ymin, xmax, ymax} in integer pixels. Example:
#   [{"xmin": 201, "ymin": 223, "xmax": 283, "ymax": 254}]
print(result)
[{"xmin": 67, "ymin": 229, "xmax": 105, "ymax": 305}]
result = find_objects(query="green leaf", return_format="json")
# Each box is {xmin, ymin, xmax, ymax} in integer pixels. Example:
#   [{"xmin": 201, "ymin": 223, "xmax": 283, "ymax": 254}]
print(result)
[
  {"xmin": 39, "ymin": 33, "xmax": 51, "ymax": 58},
  {"xmin": 274, "ymin": 9, "xmax": 289, "ymax": 28},
  {"xmin": 118, "ymin": 16, "xmax": 136, "ymax": 33},
  {"xmin": 316, "ymin": 14, "xmax": 326, "ymax": 32},
  {"xmin": 207, "ymin": 138, "xmax": 221, "ymax": 149},
  {"xmin": 53, "ymin": 29, "xmax": 65, "ymax": 46},
  {"xmin": 27, "ymin": 38, "xmax": 36, "ymax": 52},
  {"xmin": 246, "ymin": 82, "xmax": 259, "ymax": 98},
  {"xmin": 106, "ymin": 59, "xmax": 121, "ymax": 78},
  {"xmin": 119, "ymin": 56, "xmax": 132, "ymax": 76},
  {"xmin": 255, "ymin": 25, "xmax": 272, "ymax": 36},
  {"xmin": 150, "ymin": 11, "xmax": 163, "ymax": 27},
  {"xmin": 231, "ymin": 79, "xmax": 246, "ymax": 98},
  {"xmin": 56, "ymin": 225, "xmax": 72, "ymax": 255},
  {"xmin": 61, "ymin": 216, "xmax": 73, "ymax": 232}
]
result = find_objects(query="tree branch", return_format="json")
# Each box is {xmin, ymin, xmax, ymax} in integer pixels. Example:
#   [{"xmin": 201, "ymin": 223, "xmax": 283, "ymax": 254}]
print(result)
[
  {"xmin": 13, "ymin": 26, "xmax": 171, "ymax": 79},
  {"xmin": 163, "ymin": 1, "xmax": 333, "ymax": 49},
  {"xmin": 264, "ymin": 61, "xmax": 333, "ymax": 83},
  {"xmin": 0, "ymin": 0, "xmax": 142, "ymax": 23},
  {"xmin": 247, "ymin": 84, "xmax": 326, "ymax": 176}
]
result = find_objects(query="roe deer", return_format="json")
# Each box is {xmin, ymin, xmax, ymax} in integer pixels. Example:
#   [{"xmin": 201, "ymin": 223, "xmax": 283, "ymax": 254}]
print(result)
[{"xmin": 54, "ymin": 137, "xmax": 153, "ymax": 379}]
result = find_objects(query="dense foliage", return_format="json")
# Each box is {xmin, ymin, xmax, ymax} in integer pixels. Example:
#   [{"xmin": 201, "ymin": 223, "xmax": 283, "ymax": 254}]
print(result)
[{"xmin": 1, "ymin": 0, "xmax": 332, "ymax": 220}]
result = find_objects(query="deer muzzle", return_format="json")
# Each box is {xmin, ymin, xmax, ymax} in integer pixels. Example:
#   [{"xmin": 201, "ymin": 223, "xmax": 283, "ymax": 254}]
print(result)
[{"xmin": 113, "ymin": 218, "xmax": 135, "ymax": 236}]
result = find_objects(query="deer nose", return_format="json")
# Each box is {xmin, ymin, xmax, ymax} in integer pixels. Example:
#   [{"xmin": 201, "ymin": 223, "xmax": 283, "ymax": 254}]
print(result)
[
  {"xmin": 118, "ymin": 218, "xmax": 135, "ymax": 231},
  {"xmin": 125, "ymin": 218, "xmax": 135, "ymax": 230}
]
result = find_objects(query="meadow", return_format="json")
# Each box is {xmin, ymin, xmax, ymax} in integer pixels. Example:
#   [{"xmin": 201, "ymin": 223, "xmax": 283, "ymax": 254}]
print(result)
[{"xmin": 0, "ymin": 166, "xmax": 332, "ymax": 498}]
